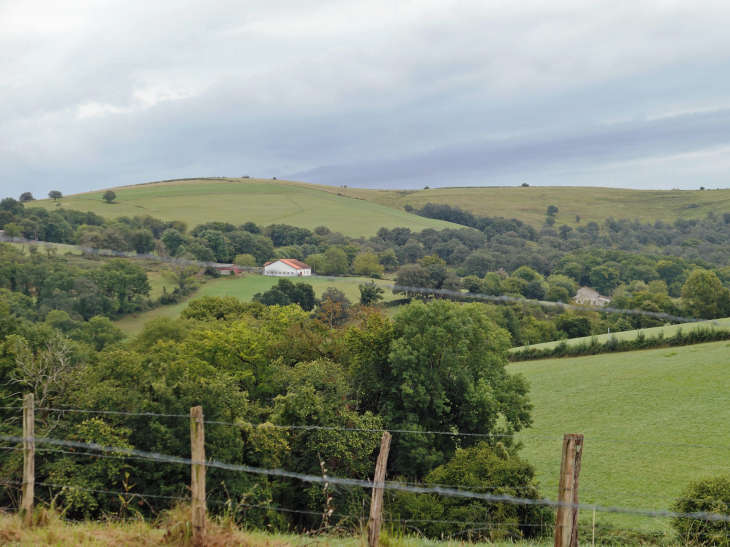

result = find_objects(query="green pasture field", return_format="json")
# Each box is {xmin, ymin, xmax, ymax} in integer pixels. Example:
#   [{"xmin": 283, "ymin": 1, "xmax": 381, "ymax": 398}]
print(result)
[
  {"xmin": 512, "ymin": 317, "xmax": 730, "ymax": 352},
  {"xmin": 335, "ymin": 185, "xmax": 730, "ymax": 229},
  {"xmin": 36, "ymin": 178, "xmax": 730, "ymax": 234},
  {"xmin": 32, "ymin": 178, "xmax": 458, "ymax": 237},
  {"xmin": 116, "ymin": 274, "xmax": 398, "ymax": 336},
  {"xmin": 511, "ymin": 340, "xmax": 730, "ymax": 529}
]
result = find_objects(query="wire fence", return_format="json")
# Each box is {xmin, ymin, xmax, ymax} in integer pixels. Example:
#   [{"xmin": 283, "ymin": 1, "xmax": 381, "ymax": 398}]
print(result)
[{"xmin": 1, "ymin": 431, "xmax": 729, "ymax": 525}]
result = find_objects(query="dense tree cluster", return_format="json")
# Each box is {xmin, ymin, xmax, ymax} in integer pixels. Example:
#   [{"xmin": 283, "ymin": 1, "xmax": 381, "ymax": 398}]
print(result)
[{"xmin": 0, "ymin": 296, "xmax": 542, "ymax": 538}]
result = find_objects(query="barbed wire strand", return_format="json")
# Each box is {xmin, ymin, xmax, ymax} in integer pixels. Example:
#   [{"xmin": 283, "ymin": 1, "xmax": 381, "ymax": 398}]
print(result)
[
  {"xmin": 3, "ymin": 434, "xmax": 730, "ymax": 524},
  {"xmin": 4, "ymin": 406, "xmax": 730, "ymax": 450}
]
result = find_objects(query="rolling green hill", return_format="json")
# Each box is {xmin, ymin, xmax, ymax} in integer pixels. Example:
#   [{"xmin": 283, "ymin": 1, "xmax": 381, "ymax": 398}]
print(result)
[
  {"xmin": 32, "ymin": 178, "xmax": 458, "ymax": 237},
  {"xmin": 511, "ymin": 340, "xmax": 730, "ymax": 529},
  {"xmin": 337, "ymin": 185, "xmax": 730, "ymax": 229},
  {"xmin": 34, "ymin": 178, "xmax": 730, "ymax": 235}
]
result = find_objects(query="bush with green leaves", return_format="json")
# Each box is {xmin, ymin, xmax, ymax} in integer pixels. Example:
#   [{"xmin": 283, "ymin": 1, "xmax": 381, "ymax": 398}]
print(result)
[
  {"xmin": 388, "ymin": 442, "xmax": 552, "ymax": 540},
  {"xmin": 672, "ymin": 475, "xmax": 730, "ymax": 546}
]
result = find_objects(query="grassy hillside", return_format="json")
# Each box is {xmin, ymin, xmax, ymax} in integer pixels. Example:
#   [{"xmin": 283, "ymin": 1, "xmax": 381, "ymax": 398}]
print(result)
[
  {"xmin": 116, "ymin": 274, "xmax": 397, "ymax": 335},
  {"xmin": 512, "ymin": 318, "xmax": 730, "ymax": 352},
  {"xmin": 335, "ymin": 186, "xmax": 730, "ymax": 229},
  {"xmin": 511, "ymin": 340, "xmax": 730, "ymax": 529},
  {"xmin": 32, "ymin": 178, "xmax": 457, "ymax": 237},
  {"xmin": 36, "ymin": 178, "xmax": 730, "ymax": 235}
]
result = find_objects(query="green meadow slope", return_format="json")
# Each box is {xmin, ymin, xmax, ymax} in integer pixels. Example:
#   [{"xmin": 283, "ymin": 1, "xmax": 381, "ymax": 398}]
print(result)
[
  {"xmin": 33, "ymin": 178, "xmax": 458, "ymax": 237},
  {"xmin": 511, "ymin": 340, "xmax": 730, "ymax": 529},
  {"xmin": 512, "ymin": 318, "xmax": 730, "ymax": 352},
  {"xmin": 338, "ymin": 185, "xmax": 730, "ymax": 229},
  {"xmin": 35, "ymin": 178, "xmax": 730, "ymax": 235}
]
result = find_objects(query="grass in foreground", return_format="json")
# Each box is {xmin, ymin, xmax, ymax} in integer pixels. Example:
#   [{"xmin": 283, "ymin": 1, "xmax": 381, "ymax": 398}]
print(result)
[
  {"xmin": 0, "ymin": 510, "xmax": 556, "ymax": 547},
  {"xmin": 511, "ymin": 339, "xmax": 730, "ymax": 529}
]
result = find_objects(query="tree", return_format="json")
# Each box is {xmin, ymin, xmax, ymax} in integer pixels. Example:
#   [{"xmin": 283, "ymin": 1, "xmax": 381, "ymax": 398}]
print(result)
[
  {"xmin": 253, "ymin": 287, "xmax": 291, "ymax": 307},
  {"xmin": 161, "ymin": 257, "xmax": 204, "ymax": 294},
  {"xmin": 233, "ymin": 253, "xmax": 256, "ymax": 268},
  {"xmin": 48, "ymin": 190, "xmax": 63, "ymax": 201},
  {"xmin": 161, "ymin": 229, "xmax": 186, "ymax": 255},
  {"xmin": 102, "ymin": 190, "xmax": 116, "ymax": 203},
  {"xmin": 391, "ymin": 442, "xmax": 550, "ymax": 540},
  {"xmin": 0, "ymin": 197, "xmax": 24, "ymax": 215},
  {"xmin": 352, "ymin": 252, "xmax": 384, "ymax": 277},
  {"xmin": 378, "ymin": 249, "xmax": 399, "ymax": 271},
  {"xmin": 382, "ymin": 301, "xmax": 531, "ymax": 476},
  {"xmin": 545, "ymin": 216, "xmax": 556, "ymax": 226},
  {"xmin": 359, "ymin": 281, "xmax": 385, "ymax": 305},
  {"xmin": 558, "ymin": 225, "xmax": 573, "ymax": 240},
  {"xmin": 545, "ymin": 285, "xmax": 570, "ymax": 302},
  {"xmin": 546, "ymin": 205, "xmax": 558, "ymax": 216},
  {"xmin": 180, "ymin": 295, "xmax": 265, "ymax": 321},
  {"xmin": 681, "ymin": 270, "xmax": 730, "ymax": 319},
  {"xmin": 70, "ymin": 316, "xmax": 125, "ymax": 351},
  {"xmin": 421, "ymin": 254, "xmax": 446, "ymax": 267},
  {"xmin": 589, "ymin": 265, "xmax": 621, "ymax": 295},
  {"xmin": 512, "ymin": 266, "xmax": 540, "ymax": 282},
  {"xmin": 19, "ymin": 192, "xmax": 34, "ymax": 202},
  {"xmin": 3, "ymin": 222, "xmax": 20, "ymax": 238},
  {"xmin": 199, "ymin": 229, "xmax": 231, "ymax": 263},
  {"xmin": 316, "ymin": 287, "xmax": 352, "ymax": 328},
  {"xmin": 321, "ymin": 247, "xmax": 348, "ymax": 275},
  {"xmin": 10, "ymin": 334, "xmax": 84, "ymax": 419},
  {"xmin": 524, "ymin": 280, "xmax": 546, "ymax": 300},
  {"xmin": 92, "ymin": 259, "xmax": 151, "ymax": 313},
  {"xmin": 131, "ymin": 229, "xmax": 155, "ymax": 254},
  {"xmin": 253, "ymin": 278, "xmax": 315, "ymax": 311},
  {"xmin": 393, "ymin": 264, "xmax": 434, "ymax": 299},
  {"xmin": 555, "ymin": 315, "xmax": 592, "ymax": 338}
]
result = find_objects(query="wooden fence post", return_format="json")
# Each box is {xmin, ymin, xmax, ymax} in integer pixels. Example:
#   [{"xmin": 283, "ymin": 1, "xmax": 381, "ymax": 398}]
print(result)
[
  {"xmin": 190, "ymin": 406, "xmax": 206, "ymax": 545},
  {"xmin": 21, "ymin": 393, "xmax": 35, "ymax": 527},
  {"xmin": 554, "ymin": 434, "xmax": 583, "ymax": 547},
  {"xmin": 368, "ymin": 431, "xmax": 392, "ymax": 547}
]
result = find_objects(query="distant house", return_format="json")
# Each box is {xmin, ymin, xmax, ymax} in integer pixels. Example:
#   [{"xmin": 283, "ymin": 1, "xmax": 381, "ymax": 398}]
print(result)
[
  {"xmin": 263, "ymin": 259, "xmax": 312, "ymax": 277},
  {"xmin": 214, "ymin": 264, "xmax": 241, "ymax": 276},
  {"xmin": 575, "ymin": 287, "xmax": 611, "ymax": 306}
]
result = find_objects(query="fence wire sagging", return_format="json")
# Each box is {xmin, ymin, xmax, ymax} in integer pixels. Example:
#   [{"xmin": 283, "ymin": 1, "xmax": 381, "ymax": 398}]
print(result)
[{"xmin": 3, "ymin": 398, "xmax": 730, "ymax": 547}]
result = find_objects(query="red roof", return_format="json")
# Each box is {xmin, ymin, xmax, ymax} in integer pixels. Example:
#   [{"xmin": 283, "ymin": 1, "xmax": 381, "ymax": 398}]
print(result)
[{"xmin": 266, "ymin": 259, "xmax": 310, "ymax": 270}]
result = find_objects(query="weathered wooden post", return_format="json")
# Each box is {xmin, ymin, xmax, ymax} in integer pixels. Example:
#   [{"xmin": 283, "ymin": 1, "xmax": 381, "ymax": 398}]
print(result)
[
  {"xmin": 190, "ymin": 406, "xmax": 206, "ymax": 545},
  {"xmin": 368, "ymin": 431, "xmax": 392, "ymax": 547},
  {"xmin": 22, "ymin": 393, "xmax": 35, "ymax": 527},
  {"xmin": 554, "ymin": 434, "xmax": 583, "ymax": 547}
]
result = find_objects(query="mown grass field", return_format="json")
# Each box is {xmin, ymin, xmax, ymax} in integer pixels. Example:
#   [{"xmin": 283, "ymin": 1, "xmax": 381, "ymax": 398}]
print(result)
[
  {"xmin": 511, "ymin": 340, "xmax": 730, "ymax": 529},
  {"xmin": 512, "ymin": 318, "xmax": 730, "ymax": 352},
  {"xmin": 116, "ymin": 274, "xmax": 398, "ymax": 335},
  {"xmin": 32, "ymin": 178, "xmax": 457, "ymax": 237}
]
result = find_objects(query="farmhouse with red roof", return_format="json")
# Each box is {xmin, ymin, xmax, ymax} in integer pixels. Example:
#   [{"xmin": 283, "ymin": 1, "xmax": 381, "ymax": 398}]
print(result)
[{"xmin": 263, "ymin": 258, "xmax": 312, "ymax": 277}]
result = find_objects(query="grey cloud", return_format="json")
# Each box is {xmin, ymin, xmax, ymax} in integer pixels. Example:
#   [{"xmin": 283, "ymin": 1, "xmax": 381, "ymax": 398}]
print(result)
[{"xmin": 3, "ymin": 1, "xmax": 730, "ymax": 196}]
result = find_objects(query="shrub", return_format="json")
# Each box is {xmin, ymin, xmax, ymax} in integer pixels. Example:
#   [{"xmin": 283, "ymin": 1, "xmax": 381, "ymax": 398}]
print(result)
[
  {"xmin": 388, "ymin": 443, "xmax": 552, "ymax": 540},
  {"xmin": 672, "ymin": 475, "xmax": 730, "ymax": 546}
]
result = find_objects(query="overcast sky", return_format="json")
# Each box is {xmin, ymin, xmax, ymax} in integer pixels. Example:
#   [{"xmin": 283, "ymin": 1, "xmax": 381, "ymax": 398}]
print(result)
[{"xmin": 3, "ymin": 0, "xmax": 730, "ymax": 196}]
